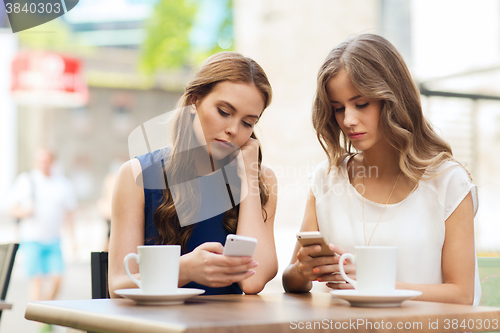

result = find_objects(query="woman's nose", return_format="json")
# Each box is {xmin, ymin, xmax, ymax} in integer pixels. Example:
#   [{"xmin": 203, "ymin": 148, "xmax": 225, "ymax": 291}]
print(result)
[
  {"xmin": 343, "ymin": 108, "xmax": 359, "ymax": 127},
  {"xmin": 225, "ymin": 120, "xmax": 238, "ymax": 136}
]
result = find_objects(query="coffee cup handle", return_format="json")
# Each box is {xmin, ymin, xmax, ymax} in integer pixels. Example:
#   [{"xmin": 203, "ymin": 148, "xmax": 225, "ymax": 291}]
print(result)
[
  {"xmin": 338, "ymin": 253, "xmax": 356, "ymax": 288},
  {"xmin": 123, "ymin": 253, "xmax": 141, "ymax": 289}
]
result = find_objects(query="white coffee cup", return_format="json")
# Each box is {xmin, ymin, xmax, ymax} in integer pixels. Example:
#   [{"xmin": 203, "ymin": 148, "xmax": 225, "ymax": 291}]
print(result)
[
  {"xmin": 123, "ymin": 245, "xmax": 180, "ymax": 294},
  {"xmin": 338, "ymin": 246, "xmax": 398, "ymax": 295}
]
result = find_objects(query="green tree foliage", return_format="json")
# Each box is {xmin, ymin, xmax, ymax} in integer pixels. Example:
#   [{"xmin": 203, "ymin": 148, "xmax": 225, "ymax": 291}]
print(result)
[
  {"xmin": 140, "ymin": 0, "xmax": 196, "ymax": 73},
  {"xmin": 140, "ymin": 0, "xmax": 233, "ymax": 73},
  {"xmin": 190, "ymin": 0, "xmax": 233, "ymax": 65}
]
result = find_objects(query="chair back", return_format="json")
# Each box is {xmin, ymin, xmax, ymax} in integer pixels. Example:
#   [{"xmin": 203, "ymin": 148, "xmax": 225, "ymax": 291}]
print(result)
[
  {"xmin": 478, "ymin": 256, "xmax": 500, "ymax": 307},
  {"xmin": 91, "ymin": 251, "xmax": 110, "ymax": 299},
  {"xmin": 0, "ymin": 243, "xmax": 19, "ymax": 320}
]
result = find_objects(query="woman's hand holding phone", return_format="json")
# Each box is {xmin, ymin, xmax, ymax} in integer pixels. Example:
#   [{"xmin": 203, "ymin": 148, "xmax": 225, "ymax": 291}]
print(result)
[
  {"xmin": 295, "ymin": 243, "xmax": 336, "ymax": 282},
  {"xmin": 294, "ymin": 232, "xmax": 356, "ymax": 288},
  {"xmin": 180, "ymin": 242, "xmax": 258, "ymax": 288}
]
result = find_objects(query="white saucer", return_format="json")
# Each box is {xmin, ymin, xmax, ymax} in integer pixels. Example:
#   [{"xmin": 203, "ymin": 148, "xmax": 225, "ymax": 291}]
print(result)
[
  {"xmin": 330, "ymin": 289, "xmax": 422, "ymax": 307},
  {"xmin": 115, "ymin": 288, "xmax": 205, "ymax": 305}
]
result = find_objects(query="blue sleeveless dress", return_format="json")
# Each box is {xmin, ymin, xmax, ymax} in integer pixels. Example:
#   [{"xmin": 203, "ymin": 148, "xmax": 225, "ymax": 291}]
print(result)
[{"xmin": 136, "ymin": 149, "xmax": 243, "ymax": 295}]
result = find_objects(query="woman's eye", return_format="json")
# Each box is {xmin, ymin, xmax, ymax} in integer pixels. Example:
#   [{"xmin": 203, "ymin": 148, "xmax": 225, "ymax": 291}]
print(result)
[
  {"xmin": 357, "ymin": 103, "xmax": 369, "ymax": 109},
  {"xmin": 218, "ymin": 108, "xmax": 229, "ymax": 116},
  {"xmin": 333, "ymin": 106, "xmax": 345, "ymax": 113},
  {"xmin": 242, "ymin": 121, "xmax": 253, "ymax": 128}
]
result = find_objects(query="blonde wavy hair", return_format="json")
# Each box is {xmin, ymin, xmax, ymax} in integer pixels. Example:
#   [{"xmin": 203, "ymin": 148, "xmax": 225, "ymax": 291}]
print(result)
[
  {"xmin": 312, "ymin": 34, "xmax": 456, "ymax": 182},
  {"xmin": 154, "ymin": 52, "xmax": 272, "ymax": 251}
]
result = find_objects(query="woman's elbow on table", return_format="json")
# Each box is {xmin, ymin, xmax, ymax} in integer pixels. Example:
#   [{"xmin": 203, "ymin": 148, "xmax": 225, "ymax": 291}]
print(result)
[
  {"xmin": 240, "ymin": 267, "xmax": 278, "ymax": 295},
  {"xmin": 457, "ymin": 288, "xmax": 475, "ymax": 305},
  {"xmin": 240, "ymin": 279, "xmax": 268, "ymax": 295}
]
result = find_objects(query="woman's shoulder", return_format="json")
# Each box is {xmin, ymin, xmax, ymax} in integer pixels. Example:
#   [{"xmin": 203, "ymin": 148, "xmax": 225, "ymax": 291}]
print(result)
[
  {"xmin": 421, "ymin": 159, "xmax": 477, "ymax": 216},
  {"xmin": 134, "ymin": 147, "xmax": 171, "ymax": 191},
  {"xmin": 424, "ymin": 160, "xmax": 472, "ymax": 186},
  {"xmin": 312, "ymin": 156, "xmax": 350, "ymax": 180},
  {"xmin": 136, "ymin": 147, "xmax": 171, "ymax": 167},
  {"xmin": 261, "ymin": 164, "xmax": 276, "ymax": 179},
  {"xmin": 261, "ymin": 165, "xmax": 278, "ymax": 190},
  {"xmin": 115, "ymin": 159, "xmax": 145, "ymax": 200}
]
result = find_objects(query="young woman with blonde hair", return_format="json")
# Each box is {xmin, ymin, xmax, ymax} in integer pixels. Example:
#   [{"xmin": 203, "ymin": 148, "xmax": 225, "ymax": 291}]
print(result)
[
  {"xmin": 109, "ymin": 52, "xmax": 278, "ymax": 296},
  {"xmin": 283, "ymin": 34, "xmax": 480, "ymax": 305}
]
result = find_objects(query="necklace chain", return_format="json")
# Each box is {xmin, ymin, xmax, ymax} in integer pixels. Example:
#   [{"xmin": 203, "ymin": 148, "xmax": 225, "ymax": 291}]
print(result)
[{"xmin": 362, "ymin": 160, "xmax": 402, "ymax": 246}]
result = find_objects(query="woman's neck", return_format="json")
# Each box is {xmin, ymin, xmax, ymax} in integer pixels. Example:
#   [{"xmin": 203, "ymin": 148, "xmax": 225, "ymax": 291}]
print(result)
[
  {"xmin": 362, "ymin": 144, "xmax": 400, "ymax": 179},
  {"xmin": 193, "ymin": 148, "xmax": 214, "ymax": 176},
  {"xmin": 193, "ymin": 148, "xmax": 227, "ymax": 176}
]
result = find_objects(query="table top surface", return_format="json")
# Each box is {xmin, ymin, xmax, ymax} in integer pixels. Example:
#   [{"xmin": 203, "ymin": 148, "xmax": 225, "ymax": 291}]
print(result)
[
  {"xmin": 25, "ymin": 293, "xmax": 500, "ymax": 333},
  {"xmin": 0, "ymin": 300, "xmax": 12, "ymax": 310}
]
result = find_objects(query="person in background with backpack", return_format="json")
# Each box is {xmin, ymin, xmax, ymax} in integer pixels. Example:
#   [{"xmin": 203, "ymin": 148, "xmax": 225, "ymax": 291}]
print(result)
[{"xmin": 8, "ymin": 149, "xmax": 77, "ymax": 312}]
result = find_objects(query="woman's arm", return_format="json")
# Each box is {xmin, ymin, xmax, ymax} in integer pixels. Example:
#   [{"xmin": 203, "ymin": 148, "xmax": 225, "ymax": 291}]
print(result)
[
  {"xmin": 235, "ymin": 163, "xmax": 279, "ymax": 294},
  {"xmin": 282, "ymin": 189, "xmax": 341, "ymax": 293},
  {"xmin": 108, "ymin": 159, "xmax": 146, "ymax": 298},
  {"xmin": 395, "ymin": 192, "xmax": 476, "ymax": 304}
]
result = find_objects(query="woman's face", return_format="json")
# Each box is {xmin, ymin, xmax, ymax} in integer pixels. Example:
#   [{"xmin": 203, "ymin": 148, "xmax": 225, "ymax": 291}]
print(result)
[
  {"xmin": 192, "ymin": 81, "xmax": 265, "ymax": 160},
  {"xmin": 327, "ymin": 68, "xmax": 384, "ymax": 152}
]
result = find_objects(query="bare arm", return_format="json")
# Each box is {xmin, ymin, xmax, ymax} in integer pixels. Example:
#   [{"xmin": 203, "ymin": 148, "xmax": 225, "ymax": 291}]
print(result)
[
  {"xmin": 236, "ymin": 165, "xmax": 279, "ymax": 294},
  {"xmin": 63, "ymin": 210, "xmax": 78, "ymax": 256},
  {"xmin": 9, "ymin": 205, "xmax": 33, "ymax": 219},
  {"xmin": 108, "ymin": 159, "xmax": 146, "ymax": 298},
  {"xmin": 395, "ymin": 192, "xmax": 476, "ymax": 304}
]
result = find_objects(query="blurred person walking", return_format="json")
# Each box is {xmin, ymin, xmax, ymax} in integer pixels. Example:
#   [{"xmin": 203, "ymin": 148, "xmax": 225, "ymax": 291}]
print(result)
[{"xmin": 8, "ymin": 149, "xmax": 77, "ymax": 311}]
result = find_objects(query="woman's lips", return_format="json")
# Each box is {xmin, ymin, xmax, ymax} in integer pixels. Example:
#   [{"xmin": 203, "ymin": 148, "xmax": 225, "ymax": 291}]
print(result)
[
  {"xmin": 215, "ymin": 139, "xmax": 232, "ymax": 149},
  {"xmin": 348, "ymin": 132, "xmax": 365, "ymax": 139}
]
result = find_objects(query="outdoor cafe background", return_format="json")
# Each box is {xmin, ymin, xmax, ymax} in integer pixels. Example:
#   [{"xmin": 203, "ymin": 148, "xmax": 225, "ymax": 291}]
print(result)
[{"xmin": 1, "ymin": 0, "xmax": 500, "ymax": 332}]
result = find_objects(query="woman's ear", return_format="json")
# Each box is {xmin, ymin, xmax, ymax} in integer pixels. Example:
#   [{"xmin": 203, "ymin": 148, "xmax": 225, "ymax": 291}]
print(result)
[{"xmin": 190, "ymin": 96, "xmax": 197, "ymax": 114}]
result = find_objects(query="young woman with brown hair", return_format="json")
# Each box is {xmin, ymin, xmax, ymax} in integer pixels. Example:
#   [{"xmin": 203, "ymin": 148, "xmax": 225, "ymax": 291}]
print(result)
[
  {"xmin": 283, "ymin": 34, "xmax": 480, "ymax": 305},
  {"xmin": 109, "ymin": 52, "xmax": 278, "ymax": 296}
]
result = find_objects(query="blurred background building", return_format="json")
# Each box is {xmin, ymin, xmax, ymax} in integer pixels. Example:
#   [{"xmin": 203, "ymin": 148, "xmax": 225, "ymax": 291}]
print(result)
[{"xmin": 1, "ymin": 0, "xmax": 500, "ymax": 331}]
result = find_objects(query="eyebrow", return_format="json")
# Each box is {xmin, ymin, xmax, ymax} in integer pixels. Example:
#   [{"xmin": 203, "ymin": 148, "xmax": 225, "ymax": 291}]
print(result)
[
  {"xmin": 221, "ymin": 101, "xmax": 259, "ymax": 119},
  {"xmin": 330, "ymin": 95, "xmax": 362, "ymax": 103}
]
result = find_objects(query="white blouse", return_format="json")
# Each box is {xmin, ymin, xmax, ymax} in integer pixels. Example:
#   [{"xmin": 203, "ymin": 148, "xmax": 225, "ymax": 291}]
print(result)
[{"xmin": 311, "ymin": 157, "xmax": 481, "ymax": 305}]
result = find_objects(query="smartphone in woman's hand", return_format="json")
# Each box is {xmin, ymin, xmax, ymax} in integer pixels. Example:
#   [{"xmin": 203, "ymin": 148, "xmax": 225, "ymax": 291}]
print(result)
[{"xmin": 296, "ymin": 231, "xmax": 335, "ymax": 257}]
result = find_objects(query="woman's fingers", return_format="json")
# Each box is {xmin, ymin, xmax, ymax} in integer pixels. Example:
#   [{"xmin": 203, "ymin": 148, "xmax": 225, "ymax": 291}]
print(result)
[
  {"xmin": 206, "ymin": 270, "xmax": 256, "ymax": 288},
  {"xmin": 331, "ymin": 244, "xmax": 350, "ymax": 256},
  {"xmin": 326, "ymin": 281, "xmax": 355, "ymax": 290},
  {"xmin": 298, "ymin": 245, "xmax": 337, "ymax": 261},
  {"xmin": 197, "ymin": 242, "xmax": 225, "ymax": 254},
  {"xmin": 205, "ymin": 252, "xmax": 258, "ymax": 274},
  {"xmin": 295, "ymin": 245, "xmax": 340, "ymax": 281},
  {"xmin": 331, "ymin": 263, "xmax": 355, "ymax": 274},
  {"xmin": 220, "ymin": 260, "xmax": 259, "ymax": 274},
  {"xmin": 318, "ymin": 262, "xmax": 356, "ymax": 283}
]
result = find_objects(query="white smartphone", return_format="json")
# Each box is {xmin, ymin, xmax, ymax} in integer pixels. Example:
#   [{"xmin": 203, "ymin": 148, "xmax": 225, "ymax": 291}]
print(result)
[
  {"xmin": 223, "ymin": 234, "xmax": 257, "ymax": 257},
  {"xmin": 296, "ymin": 231, "xmax": 335, "ymax": 258}
]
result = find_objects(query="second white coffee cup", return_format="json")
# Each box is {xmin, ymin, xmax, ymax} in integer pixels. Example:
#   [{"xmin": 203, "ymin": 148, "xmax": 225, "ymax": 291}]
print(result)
[
  {"xmin": 123, "ymin": 245, "xmax": 180, "ymax": 294},
  {"xmin": 338, "ymin": 246, "xmax": 398, "ymax": 295}
]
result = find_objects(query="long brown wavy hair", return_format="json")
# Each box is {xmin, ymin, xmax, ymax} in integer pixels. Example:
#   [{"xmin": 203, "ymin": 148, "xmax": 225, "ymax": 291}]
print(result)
[
  {"xmin": 153, "ymin": 52, "xmax": 272, "ymax": 251},
  {"xmin": 312, "ymin": 34, "xmax": 457, "ymax": 182}
]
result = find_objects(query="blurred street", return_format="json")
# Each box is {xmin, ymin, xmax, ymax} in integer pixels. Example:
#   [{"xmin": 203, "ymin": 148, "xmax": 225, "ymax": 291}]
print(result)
[
  {"xmin": 0, "ymin": 208, "xmax": 306, "ymax": 333},
  {"xmin": 0, "ymin": 207, "xmax": 106, "ymax": 333}
]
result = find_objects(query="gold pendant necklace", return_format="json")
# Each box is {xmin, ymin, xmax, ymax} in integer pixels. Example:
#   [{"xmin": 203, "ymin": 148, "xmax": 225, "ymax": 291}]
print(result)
[{"xmin": 362, "ymin": 162, "xmax": 402, "ymax": 246}]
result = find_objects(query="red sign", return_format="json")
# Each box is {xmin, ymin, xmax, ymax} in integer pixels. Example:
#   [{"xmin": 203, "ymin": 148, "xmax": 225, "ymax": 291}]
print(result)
[{"xmin": 11, "ymin": 52, "xmax": 88, "ymax": 107}]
